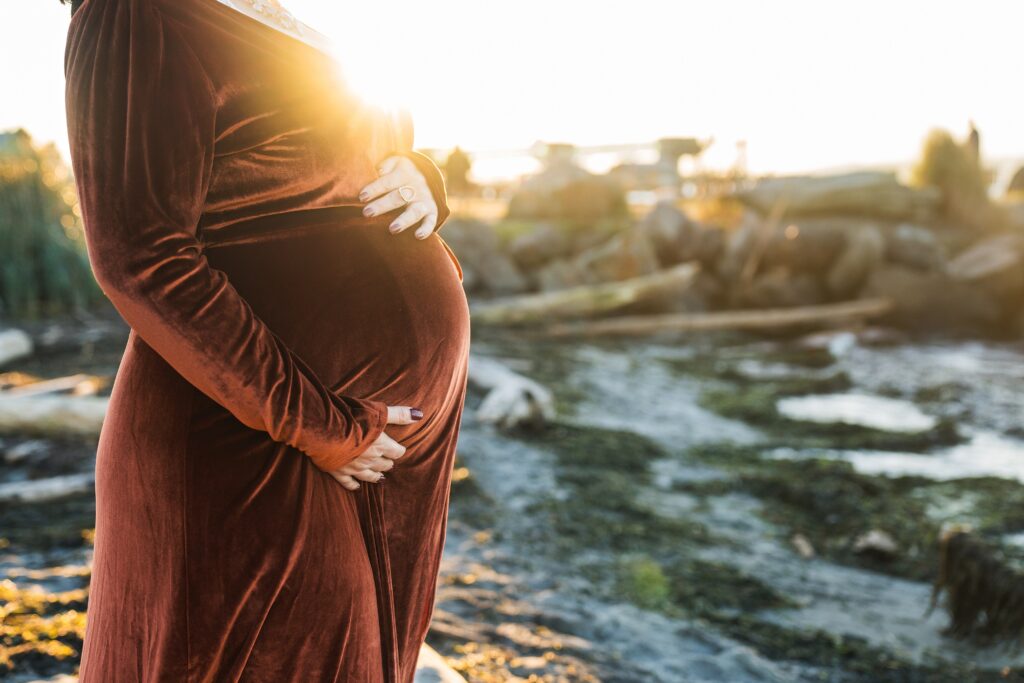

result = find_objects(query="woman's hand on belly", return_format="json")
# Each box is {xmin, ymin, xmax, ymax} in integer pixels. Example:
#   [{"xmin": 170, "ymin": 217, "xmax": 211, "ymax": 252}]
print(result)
[
  {"xmin": 327, "ymin": 405, "xmax": 424, "ymax": 490},
  {"xmin": 358, "ymin": 156, "xmax": 439, "ymax": 240}
]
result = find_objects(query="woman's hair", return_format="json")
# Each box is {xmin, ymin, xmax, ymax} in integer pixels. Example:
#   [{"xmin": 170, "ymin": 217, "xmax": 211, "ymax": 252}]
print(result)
[{"xmin": 60, "ymin": 0, "xmax": 85, "ymax": 16}]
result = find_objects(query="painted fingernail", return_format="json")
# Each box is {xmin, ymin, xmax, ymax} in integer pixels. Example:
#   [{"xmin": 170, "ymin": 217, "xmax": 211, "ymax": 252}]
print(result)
[
  {"xmin": 363, "ymin": 206, "xmax": 375, "ymax": 217},
  {"xmin": 358, "ymin": 191, "xmax": 369, "ymax": 201},
  {"xmin": 389, "ymin": 222, "xmax": 400, "ymax": 233},
  {"xmin": 410, "ymin": 408, "xmax": 423, "ymax": 420}
]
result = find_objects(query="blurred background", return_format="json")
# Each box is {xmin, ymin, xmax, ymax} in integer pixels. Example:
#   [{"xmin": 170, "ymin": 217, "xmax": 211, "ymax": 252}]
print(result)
[{"xmin": 3, "ymin": 1, "xmax": 1024, "ymax": 681}]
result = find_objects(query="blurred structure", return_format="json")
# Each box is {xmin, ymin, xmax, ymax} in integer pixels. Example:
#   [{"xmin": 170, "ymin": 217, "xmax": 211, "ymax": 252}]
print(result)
[
  {"xmin": 505, "ymin": 142, "xmax": 627, "ymax": 226},
  {"xmin": 443, "ymin": 145, "xmax": 473, "ymax": 196},
  {"xmin": 607, "ymin": 137, "xmax": 710, "ymax": 200}
]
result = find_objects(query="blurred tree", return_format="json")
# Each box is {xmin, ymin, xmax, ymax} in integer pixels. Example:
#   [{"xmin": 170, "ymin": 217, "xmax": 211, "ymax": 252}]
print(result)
[
  {"xmin": 910, "ymin": 128, "xmax": 994, "ymax": 231},
  {"xmin": 0, "ymin": 128, "xmax": 104, "ymax": 320},
  {"xmin": 443, "ymin": 145, "xmax": 472, "ymax": 196}
]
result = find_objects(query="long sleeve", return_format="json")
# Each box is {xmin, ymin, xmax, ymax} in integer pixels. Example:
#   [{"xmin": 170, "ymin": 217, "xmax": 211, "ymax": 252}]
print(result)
[
  {"xmin": 64, "ymin": 0, "xmax": 389, "ymax": 473},
  {"xmin": 392, "ymin": 108, "xmax": 452, "ymax": 233}
]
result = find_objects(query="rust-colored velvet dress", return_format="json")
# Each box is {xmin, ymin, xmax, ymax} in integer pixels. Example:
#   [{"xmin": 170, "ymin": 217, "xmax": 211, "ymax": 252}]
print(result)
[{"xmin": 64, "ymin": 1, "xmax": 469, "ymax": 681}]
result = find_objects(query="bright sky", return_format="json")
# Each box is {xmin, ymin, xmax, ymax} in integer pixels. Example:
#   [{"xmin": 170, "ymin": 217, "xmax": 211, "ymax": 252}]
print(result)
[{"xmin": 4, "ymin": 0, "xmax": 1021, "ymax": 180}]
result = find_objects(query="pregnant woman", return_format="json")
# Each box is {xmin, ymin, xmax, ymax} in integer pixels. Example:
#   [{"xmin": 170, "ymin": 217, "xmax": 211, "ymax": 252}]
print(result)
[{"xmin": 63, "ymin": 0, "xmax": 470, "ymax": 681}]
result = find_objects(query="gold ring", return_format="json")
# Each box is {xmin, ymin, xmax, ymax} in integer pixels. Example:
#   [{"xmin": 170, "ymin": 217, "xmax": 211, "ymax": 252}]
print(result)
[{"xmin": 398, "ymin": 185, "xmax": 415, "ymax": 203}]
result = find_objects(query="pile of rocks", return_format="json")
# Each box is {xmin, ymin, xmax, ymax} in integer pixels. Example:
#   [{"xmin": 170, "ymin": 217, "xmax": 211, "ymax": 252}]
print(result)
[{"xmin": 439, "ymin": 171, "xmax": 1024, "ymax": 337}]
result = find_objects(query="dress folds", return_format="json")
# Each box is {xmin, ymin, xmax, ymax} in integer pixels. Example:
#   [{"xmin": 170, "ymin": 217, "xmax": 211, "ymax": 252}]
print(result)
[{"xmin": 64, "ymin": 0, "xmax": 469, "ymax": 681}]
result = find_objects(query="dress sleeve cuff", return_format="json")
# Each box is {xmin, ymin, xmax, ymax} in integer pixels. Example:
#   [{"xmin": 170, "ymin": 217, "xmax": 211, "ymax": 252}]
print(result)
[
  {"xmin": 309, "ymin": 396, "xmax": 391, "ymax": 473},
  {"xmin": 399, "ymin": 150, "xmax": 452, "ymax": 234}
]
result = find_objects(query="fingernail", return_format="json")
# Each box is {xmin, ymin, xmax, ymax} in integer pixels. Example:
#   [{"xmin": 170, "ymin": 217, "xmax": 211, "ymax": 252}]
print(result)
[
  {"xmin": 389, "ymin": 222, "xmax": 400, "ymax": 233},
  {"xmin": 363, "ymin": 206, "xmax": 375, "ymax": 217},
  {"xmin": 358, "ymin": 191, "xmax": 369, "ymax": 202},
  {"xmin": 410, "ymin": 408, "xmax": 423, "ymax": 420}
]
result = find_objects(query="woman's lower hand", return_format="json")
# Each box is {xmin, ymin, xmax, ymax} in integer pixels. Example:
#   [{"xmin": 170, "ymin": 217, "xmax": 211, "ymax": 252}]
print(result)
[
  {"xmin": 328, "ymin": 405, "xmax": 423, "ymax": 491},
  {"xmin": 359, "ymin": 155, "xmax": 439, "ymax": 240}
]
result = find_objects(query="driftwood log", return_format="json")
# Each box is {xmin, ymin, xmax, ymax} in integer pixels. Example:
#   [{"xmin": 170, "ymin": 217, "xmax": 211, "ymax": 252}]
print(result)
[
  {"xmin": 0, "ymin": 393, "xmax": 108, "ymax": 437},
  {"xmin": 735, "ymin": 171, "xmax": 941, "ymax": 222},
  {"xmin": 467, "ymin": 355, "xmax": 555, "ymax": 430},
  {"xmin": 470, "ymin": 262, "xmax": 699, "ymax": 326},
  {"xmin": 540, "ymin": 297, "xmax": 893, "ymax": 338},
  {"xmin": 0, "ymin": 472, "xmax": 96, "ymax": 503},
  {"xmin": 4, "ymin": 373, "xmax": 101, "ymax": 397}
]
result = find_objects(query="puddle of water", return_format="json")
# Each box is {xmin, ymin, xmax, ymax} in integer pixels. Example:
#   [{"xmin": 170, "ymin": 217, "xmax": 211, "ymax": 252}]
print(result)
[
  {"xmin": 570, "ymin": 344, "xmax": 760, "ymax": 452},
  {"xmin": 767, "ymin": 431, "xmax": 1024, "ymax": 483},
  {"xmin": 776, "ymin": 393, "xmax": 938, "ymax": 433}
]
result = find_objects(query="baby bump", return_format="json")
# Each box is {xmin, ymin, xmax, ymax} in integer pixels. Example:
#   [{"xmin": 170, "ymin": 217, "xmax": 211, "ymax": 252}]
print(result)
[{"xmin": 202, "ymin": 208, "xmax": 470, "ymax": 411}]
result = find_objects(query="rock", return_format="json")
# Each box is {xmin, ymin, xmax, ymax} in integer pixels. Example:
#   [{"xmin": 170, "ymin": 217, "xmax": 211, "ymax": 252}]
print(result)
[
  {"xmin": 946, "ymin": 233, "xmax": 1024, "ymax": 304},
  {"xmin": 415, "ymin": 644, "xmax": 468, "ymax": 683},
  {"xmin": 636, "ymin": 201, "xmax": 690, "ymax": 259},
  {"xmin": 468, "ymin": 355, "xmax": 556, "ymax": 430},
  {"xmin": 1008, "ymin": 165, "xmax": 1024, "ymax": 195},
  {"xmin": 534, "ymin": 258, "xmax": 588, "ymax": 292},
  {"xmin": 734, "ymin": 267, "xmax": 824, "ymax": 309},
  {"xmin": 439, "ymin": 219, "xmax": 529, "ymax": 295},
  {"xmin": 863, "ymin": 265, "xmax": 1001, "ymax": 333},
  {"xmin": 508, "ymin": 222, "xmax": 574, "ymax": 271},
  {"xmin": 574, "ymin": 229, "xmax": 660, "ymax": 284},
  {"xmin": 718, "ymin": 212, "xmax": 763, "ymax": 281},
  {"xmin": 826, "ymin": 224, "xmax": 885, "ymax": 297},
  {"xmin": 0, "ymin": 328, "xmax": 33, "ymax": 367},
  {"xmin": 1006, "ymin": 202, "xmax": 1024, "ymax": 231},
  {"xmin": 764, "ymin": 218, "xmax": 873, "ymax": 275},
  {"xmin": 508, "ymin": 173, "xmax": 628, "ymax": 225},
  {"xmin": 885, "ymin": 223, "xmax": 946, "ymax": 271},
  {"xmin": 721, "ymin": 214, "xmax": 864, "ymax": 281},
  {"xmin": 791, "ymin": 533, "xmax": 816, "ymax": 559},
  {"xmin": 853, "ymin": 529, "xmax": 899, "ymax": 558},
  {"xmin": 635, "ymin": 201, "xmax": 724, "ymax": 268},
  {"xmin": 734, "ymin": 171, "xmax": 941, "ymax": 222},
  {"xmin": 694, "ymin": 227, "xmax": 726, "ymax": 269}
]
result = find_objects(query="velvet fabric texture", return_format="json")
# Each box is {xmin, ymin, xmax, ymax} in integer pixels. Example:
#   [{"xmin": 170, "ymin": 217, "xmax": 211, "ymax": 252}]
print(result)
[{"xmin": 64, "ymin": 0, "xmax": 469, "ymax": 681}]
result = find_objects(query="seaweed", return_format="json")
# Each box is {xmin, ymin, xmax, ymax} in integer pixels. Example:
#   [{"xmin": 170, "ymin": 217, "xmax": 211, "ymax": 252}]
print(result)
[{"xmin": 931, "ymin": 529, "xmax": 1024, "ymax": 648}]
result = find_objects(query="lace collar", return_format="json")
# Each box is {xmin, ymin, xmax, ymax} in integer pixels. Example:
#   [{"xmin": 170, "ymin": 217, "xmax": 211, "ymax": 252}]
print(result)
[{"xmin": 209, "ymin": 0, "xmax": 335, "ymax": 58}]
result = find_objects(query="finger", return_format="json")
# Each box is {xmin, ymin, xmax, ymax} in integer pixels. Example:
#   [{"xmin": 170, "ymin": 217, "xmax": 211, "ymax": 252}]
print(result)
[
  {"xmin": 360, "ymin": 173, "xmax": 400, "ymax": 204},
  {"xmin": 387, "ymin": 405, "xmax": 424, "ymax": 424},
  {"xmin": 359, "ymin": 157, "xmax": 412, "ymax": 201},
  {"xmin": 364, "ymin": 187, "xmax": 419, "ymax": 218},
  {"xmin": 382, "ymin": 440, "xmax": 408, "ymax": 460},
  {"xmin": 351, "ymin": 468, "xmax": 386, "ymax": 483},
  {"xmin": 339, "ymin": 452, "xmax": 377, "ymax": 473},
  {"xmin": 368, "ymin": 457, "xmax": 396, "ymax": 472},
  {"xmin": 388, "ymin": 202, "xmax": 430, "ymax": 234},
  {"xmin": 377, "ymin": 155, "xmax": 403, "ymax": 176},
  {"xmin": 413, "ymin": 212, "xmax": 438, "ymax": 240},
  {"xmin": 330, "ymin": 472, "xmax": 361, "ymax": 490}
]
